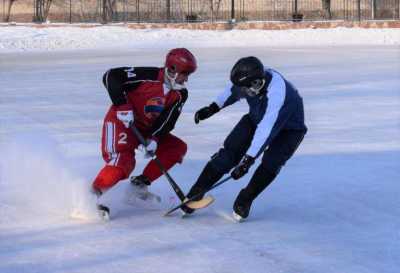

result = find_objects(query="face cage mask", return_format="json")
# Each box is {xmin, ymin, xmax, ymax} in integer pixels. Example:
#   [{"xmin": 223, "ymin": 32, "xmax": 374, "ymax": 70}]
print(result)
[
  {"xmin": 165, "ymin": 67, "xmax": 188, "ymax": 90},
  {"xmin": 239, "ymin": 78, "xmax": 266, "ymax": 97}
]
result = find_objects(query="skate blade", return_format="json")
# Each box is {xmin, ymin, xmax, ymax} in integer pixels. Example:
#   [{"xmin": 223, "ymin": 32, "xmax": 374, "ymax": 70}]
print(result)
[
  {"xmin": 232, "ymin": 211, "xmax": 245, "ymax": 222},
  {"xmin": 186, "ymin": 195, "xmax": 214, "ymax": 209},
  {"xmin": 180, "ymin": 211, "xmax": 190, "ymax": 218}
]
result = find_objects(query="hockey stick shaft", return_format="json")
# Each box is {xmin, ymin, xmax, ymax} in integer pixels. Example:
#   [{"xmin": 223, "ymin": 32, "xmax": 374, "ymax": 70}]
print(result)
[
  {"xmin": 130, "ymin": 124, "xmax": 186, "ymax": 201},
  {"xmin": 165, "ymin": 175, "xmax": 232, "ymax": 215},
  {"xmin": 153, "ymin": 157, "xmax": 186, "ymax": 201}
]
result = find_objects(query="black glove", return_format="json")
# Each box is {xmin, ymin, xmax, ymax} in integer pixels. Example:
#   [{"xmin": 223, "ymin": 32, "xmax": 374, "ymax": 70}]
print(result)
[
  {"xmin": 194, "ymin": 102, "xmax": 220, "ymax": 124},
  {"xmin": 231, "ymin": 155, "xmax": 255, "ymax": 180}
]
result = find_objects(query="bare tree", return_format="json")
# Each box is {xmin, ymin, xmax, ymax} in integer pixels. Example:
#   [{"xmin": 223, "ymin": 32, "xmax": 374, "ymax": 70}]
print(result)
[
  {"xmin": 322, "ymin": 0, "xmax": 331, "ymax": 20},
  {"xmin": 4, "ymin": 0, "xmax": 17, "ymax": 22},
  {"xmin": 211, "ymin": 0, "xmax": 223, "ymax": 20},
  {"xmin": 101, "ymin": 0, "xmax": 117, "ymax": 23},
  {"xmin": 33, "ymin": 0, "xmax": 53, "ymax": 22},
  {"xmin": 166, "ymin": 0, "xmax": 171, "ymax": 21}
]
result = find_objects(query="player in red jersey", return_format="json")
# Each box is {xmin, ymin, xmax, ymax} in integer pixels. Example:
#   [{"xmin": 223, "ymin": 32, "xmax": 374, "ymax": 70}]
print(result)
[{"xmin": 91, "ymin": 48, "xmax": 197, "ymax": 217}]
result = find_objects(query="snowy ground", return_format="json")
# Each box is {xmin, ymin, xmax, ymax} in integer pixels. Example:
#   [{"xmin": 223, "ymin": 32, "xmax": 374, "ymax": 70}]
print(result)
[
  {"xmin": 0, "ymin": 27, "xmax": 400, "ymax": 273},
  {"xmin": 0, "ymin": 26, "xmax": 399, "ymax": 52}
]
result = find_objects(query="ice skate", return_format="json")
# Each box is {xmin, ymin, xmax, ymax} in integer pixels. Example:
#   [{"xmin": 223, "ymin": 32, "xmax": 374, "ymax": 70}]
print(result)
[
  {"xmin": 125, "ymin": 175, "xmax": 162, "ymax": 206},
  {"xmin": 232, "ymin": 189, "xmax": 253, "ymax": 222}
]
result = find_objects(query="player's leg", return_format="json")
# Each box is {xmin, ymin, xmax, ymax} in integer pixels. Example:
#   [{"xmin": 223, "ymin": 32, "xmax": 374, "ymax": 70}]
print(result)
[
  {"xmin": 92, "ymin": 106, "xmax": 138, "ymax": 194},
  {"xmin": 233, "ymin": 129, "xmax": 306, "ymax": 220},
  {"xmin": 182, "ymin": 115, "xmax": 256, "ymax": 214},
  {"xmin": 141, "ymin": 133, "xmax": 187, "ymax": 183}
]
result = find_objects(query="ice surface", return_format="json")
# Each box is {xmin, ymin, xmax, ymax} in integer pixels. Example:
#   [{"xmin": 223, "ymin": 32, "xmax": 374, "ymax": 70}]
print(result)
[{"xmin": 0, "ymin": 27, "xmax": 399, "ymax": 273}]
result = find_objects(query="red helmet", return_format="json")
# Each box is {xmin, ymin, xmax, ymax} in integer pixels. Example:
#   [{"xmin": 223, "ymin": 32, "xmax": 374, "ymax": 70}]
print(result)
[{"xmin": 165, "ymin": 48, "xmax": 197, "ymax": 74}]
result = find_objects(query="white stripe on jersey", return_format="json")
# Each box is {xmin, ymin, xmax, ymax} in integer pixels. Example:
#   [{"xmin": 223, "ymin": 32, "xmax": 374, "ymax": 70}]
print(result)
[
  {"xmin": 246, "ymin": 70, "xmax": 286, "ymax": 157},
  {"xmin": 106, "ymin": 122, "xmax": 114, "ymax": 154},
  {"xmin": 109, "ymin": 153, "xmax": 120, "ymax": 166},
  {"xmin": 114, "ymin": 153, "xmax": 121, "ymax": 166},
  {"xmin": 112, "ymin": 122, "xmax": 116, "ymax": 154}
]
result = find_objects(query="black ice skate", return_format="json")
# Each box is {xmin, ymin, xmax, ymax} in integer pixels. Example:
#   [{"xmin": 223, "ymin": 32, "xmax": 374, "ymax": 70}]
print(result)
[
  {"xmin": 180, "ymin": 185, "xmax": 207, "ymax": 216},
  {"xmin": 97, "ymin": 204, "xmax": 110, "ymax": 221},
  {"xmin": 232, "ymin": 189, "xmax": 253, "ymax": 222}
]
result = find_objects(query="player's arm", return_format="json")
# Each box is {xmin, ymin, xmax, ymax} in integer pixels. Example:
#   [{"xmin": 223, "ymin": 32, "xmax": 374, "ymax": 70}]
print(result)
[
  {"xmin": 102, "ymin": 67, "xmax": 159, "ymax": 106},
  {"xmin": 194, "ymin": 84, "xmax": 240, "ymax": 124},
  {"xmin": 150, "ymin": 89, "xmax": 188, "ymax": 138}
]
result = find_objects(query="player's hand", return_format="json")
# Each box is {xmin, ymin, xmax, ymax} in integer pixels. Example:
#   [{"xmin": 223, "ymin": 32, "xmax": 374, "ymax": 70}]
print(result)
[
  {"xmin": 194, "ymin": 102, "xmax": 220, "ymax": 124},
  {"xmin": 116, "ymin": 104, "xmax": 134, "ymax": 128},
  {"xmin": 231, "ymin": 155, "xmax": 255, "ymax": 180},
  {"xmin": 142, "ymin": 139, "xmax": 157, "ymax": 158}
]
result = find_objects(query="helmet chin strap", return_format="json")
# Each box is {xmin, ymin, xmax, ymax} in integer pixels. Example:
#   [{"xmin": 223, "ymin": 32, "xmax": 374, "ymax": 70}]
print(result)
[{"xmin": 165, "ymin": 68, "xmax": 186, "ymax": 90}]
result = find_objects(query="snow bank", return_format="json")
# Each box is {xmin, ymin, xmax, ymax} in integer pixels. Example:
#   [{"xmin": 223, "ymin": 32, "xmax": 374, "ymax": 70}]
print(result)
[{"xmin": 0, "ymin": 26, "xmax": 399, "ymax": 52}]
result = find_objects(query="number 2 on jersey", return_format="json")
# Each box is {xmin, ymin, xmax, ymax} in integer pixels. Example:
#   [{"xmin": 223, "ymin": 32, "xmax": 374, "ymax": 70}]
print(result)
[{"xmin": 118, "ymin": 132, "xmax": 127, "ymax": 144}]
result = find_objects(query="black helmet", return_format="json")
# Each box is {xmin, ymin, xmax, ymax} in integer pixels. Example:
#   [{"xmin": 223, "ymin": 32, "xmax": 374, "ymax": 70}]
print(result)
[
  {"xmin": 230, "ymin": 56, "xmax": 265, "ymax": 86},
  {"xmin": 230, "ymin": 56, "xmax": 266, "ymax": 96}
]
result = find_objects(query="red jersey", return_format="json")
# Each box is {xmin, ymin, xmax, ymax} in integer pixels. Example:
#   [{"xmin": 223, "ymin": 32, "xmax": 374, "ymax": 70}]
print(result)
[{"xmin": 102, "ymin": 66, "xmax": 188, "ymax": 137}]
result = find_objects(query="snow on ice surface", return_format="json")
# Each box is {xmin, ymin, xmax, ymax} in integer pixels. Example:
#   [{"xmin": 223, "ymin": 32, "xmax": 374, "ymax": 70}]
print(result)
[{"xmin": 0, "ymin": 27, "xmax": 400, "ymax": 273}]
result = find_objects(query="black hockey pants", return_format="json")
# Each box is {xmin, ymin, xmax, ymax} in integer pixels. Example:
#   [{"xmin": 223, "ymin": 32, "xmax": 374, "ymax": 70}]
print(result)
[{"xmin": 209, "ymin": 114, "xmax": 306, "ymax": 200}]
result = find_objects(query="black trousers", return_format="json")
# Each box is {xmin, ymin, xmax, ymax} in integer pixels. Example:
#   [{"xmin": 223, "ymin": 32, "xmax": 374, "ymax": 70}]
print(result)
[{"xmin": 209, "ymin": 114, "xmax": 306, "ymax": 200}]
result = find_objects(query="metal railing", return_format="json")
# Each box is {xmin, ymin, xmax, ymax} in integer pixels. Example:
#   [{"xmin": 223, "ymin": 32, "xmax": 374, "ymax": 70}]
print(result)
[{"xmin": 2, "ymin": 0, "xmax": 399, "ymax": 24}]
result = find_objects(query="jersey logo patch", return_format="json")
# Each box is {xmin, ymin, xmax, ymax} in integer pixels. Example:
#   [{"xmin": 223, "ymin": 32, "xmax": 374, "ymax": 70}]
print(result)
[{"xmin": 144, "ymin": 97, "xmax": 165, "ymax": 119}]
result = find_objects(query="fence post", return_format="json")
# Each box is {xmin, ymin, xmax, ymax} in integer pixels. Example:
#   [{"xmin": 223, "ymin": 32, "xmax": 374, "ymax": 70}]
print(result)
[
  {"xmin": 231, "ymin": 0, "xmax": 235, "ymax": 22},
  {"xmin": 371, "ymin": 0, "xmax": 375, "ymax": 20},
  {"xmin": 211, "ymin": 0, "xmax": 214, "ymax": 23},
  {"xmin": 123, "ymin": 0, "xmax": 127, "ymax": 23},
  {"xmin": 33, "ymin": 0, "xmax": 36, "ymax": 22},
  {"xmin": 136, "ymin": 0, "xmax": 139, "ymax": 23},
  {"xmin": 69, "ymin": 0, "xmax": 72, "ymax": 23},
  {"xmin": 344, "ymin": 0, "xmax": 347, "ymax": 20},
  {"xmin": 397, "ymin": 0, "xmax": 400, "ymax": 19},
  {"xmin": 166, "ymin": 0, "xmax": 170, "ymax": 22}
]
